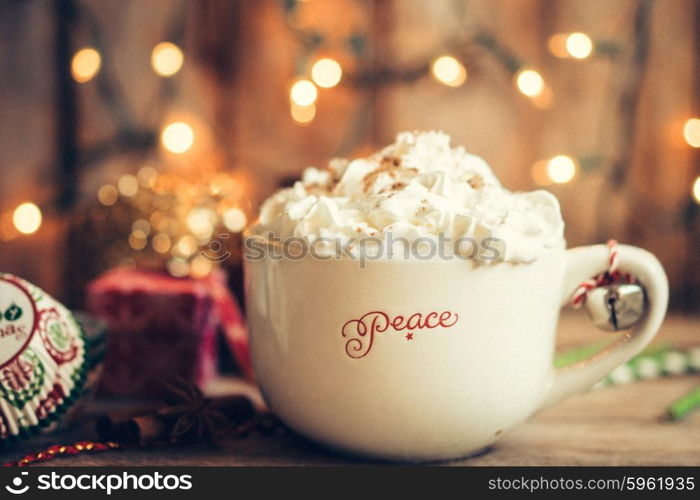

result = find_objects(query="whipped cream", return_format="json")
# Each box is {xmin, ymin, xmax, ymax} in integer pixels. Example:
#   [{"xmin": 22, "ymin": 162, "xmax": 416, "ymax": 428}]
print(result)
[{"xmin": 251, "ymin": 131, "xmax": 565, "ymax": 263}]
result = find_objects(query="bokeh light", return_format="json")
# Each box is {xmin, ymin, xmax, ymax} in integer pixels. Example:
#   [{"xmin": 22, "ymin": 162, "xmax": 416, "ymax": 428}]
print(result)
[
  {"xmin": 547, "ymin": 34, "xmax": 570, "ymax": 58},
  {"xmin": 175, "ymin": 235, "xmax": 199, "ymax": 258},
  {"xmin": 128, "ymin": 232, "xmax": 147, "ymax": 250},
  {"xmin": 97, "ymin": 184, "xmax": 119, "ymax": 206},
  {"xmin": 692, "ymin": 176, "xmax": 700, "ymax": 204},
  {"xmin": 223, "ymin": 208, "xmax": 247, "ymax": 232},
  {"xmin": 515, "ymin": 69, "xmax": 545, "ymax": 98},
  {"xmin": 290, "ymin": 79, "xmax": 318, "ymax": 106},
  {"xmin": 549, "ymin": 33, "xmax": 594, "ymax": 59},
  {"xmin": 117, "ymin": 175, "xmax": 139, "ymax": 197},
  {"xmin": 683, "ymin": 118, "xmax": 700, "ymax": 148},
  {"xmin": 290, "ymin": 103, "xmax": 316, "ymax": 125},
  {"xmin": 167, "ymin": 258, "xmax": 189, "ymax": 278},
  {"xmin": 137, "ymin": 165, "xmax": 159, "ymax": 187},
  {"xmin": 71, "ymin": 47, "xmax": 101, "ymax": 83},
  {"xmin": 12, "ymin": 202, "xmax": 42, "ymax": 235},
  {"xmin": 311, "ymin": 58, "xmax": 342, "ymax": 88},
  {"xmin": 531, "ymin": 86, "xmax": 555, "ymax": 110},
  {"xmin": 186, "ymin": 208, "xmax": 216, "ymax": 239},
  {"xmin": 152, "ymin": 233, "xmax": 172, "ymax": 254},
  {"xmin": 161, "ymin": 121, "xmax": 194, "ymax": 154},
  {"xmin": 431, "ymin": 55, "xmax": 467, "ymax": 87},
  {"xmin": 151, "ymin": 42, "xmax": 184, "ymax": 77},
  {"xmin": 546, "ymin": 155, "xmax": 578, "ymax": 184},
  {"xmin": 189, "ymin": 255, "xmax": 213, "ymax": 278},
  {"xmin": 565, "ymin": 33, "xmax": 594, "ymax": 59},
  {"xmin": 132, "ymin": 219, "xmax": 151, "ymax": 237}
]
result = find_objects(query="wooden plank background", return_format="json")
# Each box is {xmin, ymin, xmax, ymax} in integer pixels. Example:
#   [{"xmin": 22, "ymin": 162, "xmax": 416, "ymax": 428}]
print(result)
[{"xmin": 0, "ymin": 0, "xmax": 698, "ymax": 309}]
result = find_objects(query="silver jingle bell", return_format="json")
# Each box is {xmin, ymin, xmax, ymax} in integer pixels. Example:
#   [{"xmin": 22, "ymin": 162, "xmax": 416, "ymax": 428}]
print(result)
[{"xmin": 584, "ymin": 283, "xmax": 647, "ymax": 332}]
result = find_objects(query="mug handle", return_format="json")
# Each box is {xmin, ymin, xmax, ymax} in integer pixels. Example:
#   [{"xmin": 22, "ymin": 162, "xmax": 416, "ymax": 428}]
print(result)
[{"xmin": 541, "ymin": 244, "xmax": 669, "ymax": 408}]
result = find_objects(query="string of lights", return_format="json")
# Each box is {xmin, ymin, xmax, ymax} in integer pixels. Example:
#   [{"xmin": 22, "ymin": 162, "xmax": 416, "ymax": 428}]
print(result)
[
  {"xmin": 76, "ymin": 2, "xmax": 251, "ymax": 279},
  {"xmin": 1, "ymin": 0, "xmax": 698, "ymax": 280},
  {"xmin": 281, "ymin": 0, "xmax": 700, "ymax": 212},
  {"xmin": 0, "ymin": 0, "xmax": 187, "ymax": 242},
  {"xmin": 282, "ymin": 6, "xmax": 569, "ymax": 186},
  {"xmin": 1, "ymin": 1, "xmax": 250, "ymax": 280}
]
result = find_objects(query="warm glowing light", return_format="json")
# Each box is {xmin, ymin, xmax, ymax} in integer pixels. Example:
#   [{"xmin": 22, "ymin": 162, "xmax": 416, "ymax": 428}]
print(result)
[
  {"xmin": 161, "ymin": 121, "xmax": 194, "ymax": 154},
  {"xmin": 549, "ymin": 33, "xmax": 594, "ymax": 59},
  {"xmin": 186, "ymin": 208, "xmax": 216, "ymax": 239},
  {"xmin": 151, "ymin": 42, "xmax": 184, "ymax": 77},
  {"xmin": 547, "ymin": 34, "xmax": 569, "ymax": 58},
  {"xmin": 692, "ymin": 176, "xmax": 700, "ymax": 204},
  {"xmin": 167, "ymin": 258, "xmax": 189, "ymax": 278},
  {"xmin": 117, "ymin": 175, "xmax": 139, "ymax": 197},
  {"xmin": 223, "ymin": 208, "xmax": 247, "ymax": 232},
  {"xmin": 128, "ymin": 232, "xmax": 147, "ymax": 250},
  {"xmin": 97, "ymin": 185, "xmax": 119, "ymax": 206},
  {"xmin": 12, "ymin": 203, "xmax": 42, "ymax": 235},
  {"xmin": 546, "ymin": 155, "xmax": 578, "ymax": 184},
  {"xmin": 531, "ymin": 85, "xmax": 554, "ymax": 110},
  {"xmin": 137, "ymin": 165, "xmax": 159, "ymax": 187},
  {"xmin": 565, "ymin": 33, "xmax": 593, "ymax": 59},
  {"xmin": 311, "ymin": 58, "xmax": 342, "ymax": 88},
  {"xmin": 132, "ymin": 219, "xmax": 151, "ymax": 237},
  {"xmin": 149, "ymin": 211, "xmax": 170, "ymax": 232},
  {"xmin": 290, "ymin": 79, "xmax": 318, "ymax": 106},
  {"xmin": 152, "ymin": 233, "xmax": 171, "ymax": 254},
  {"xmin": 515, "ymin": 69, "xmax": 545, "ymax": 98},
  {"xmin": 176, "ymin": 235, "xmax": 199, "ymax": 258},
  {"xmin": 71, "ymin": 48, "xmax": 101, "ymax": 83},
  {"xmin": 431, "ymin": 55, "xmax": 467, "ymax": 87},
  {"xmin": 683, "ymin": 118, "xmax": 700, "ymax": 148},
  {"xmin": 290, "ymin": 103, "xmax": 316, "ymax": 125},
  {"xmin": 189, "ymin": 255, "xmax": 213, "ymax": 278}
]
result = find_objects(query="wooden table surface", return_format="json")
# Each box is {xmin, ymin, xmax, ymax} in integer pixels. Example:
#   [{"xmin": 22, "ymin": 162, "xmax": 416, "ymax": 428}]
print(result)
[{"xmin": 1, "ymin": 313, "xmax": 699, "ymax": 466}]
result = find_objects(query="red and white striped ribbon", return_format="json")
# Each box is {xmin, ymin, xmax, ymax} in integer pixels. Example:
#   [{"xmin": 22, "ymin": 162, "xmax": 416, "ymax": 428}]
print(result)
[{"xmin": 571, "ymin": 240, "xmax": 635, "ymax": 308}]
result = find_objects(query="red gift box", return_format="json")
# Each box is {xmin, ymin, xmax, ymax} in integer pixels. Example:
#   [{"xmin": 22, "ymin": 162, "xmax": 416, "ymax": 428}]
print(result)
[{"xmin": 87, "ymin": 268, "xmax": 250, "ymax": 396}]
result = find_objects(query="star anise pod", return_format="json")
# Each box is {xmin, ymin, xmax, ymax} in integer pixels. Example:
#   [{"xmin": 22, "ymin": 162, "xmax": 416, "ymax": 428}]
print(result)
[
  {"xmin": 157, "ymin": 379, "xmax": 253, "ymax": 445},
  {"xmin": 97, "ymin": 379, "xmax": 255, "ymax": 446},
  {"xmin": 158, "ymin": 399, "xmax": 228, "ymax": 445}
]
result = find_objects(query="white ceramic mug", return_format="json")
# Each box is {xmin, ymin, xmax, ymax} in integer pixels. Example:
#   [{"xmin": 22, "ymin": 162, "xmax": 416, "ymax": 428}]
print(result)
[{"xmin": 243, "ymin": 239, "xmax": 668, "ymax": 461}]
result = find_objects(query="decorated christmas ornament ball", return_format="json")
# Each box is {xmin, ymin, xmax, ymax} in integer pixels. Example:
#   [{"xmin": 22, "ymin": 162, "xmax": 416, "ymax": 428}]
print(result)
[{"xmin": 0, "ymin": 273, "xmax": 87, "ymax": 442}]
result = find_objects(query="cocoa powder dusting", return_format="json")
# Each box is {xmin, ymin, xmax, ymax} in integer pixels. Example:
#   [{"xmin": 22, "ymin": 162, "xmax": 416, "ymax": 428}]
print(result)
[
  {"xmin": 363, "ymin": 156, "xmax": 418, "ymax": 194},
  {"xmin": 468, "ymin": 175, "xmax": 485, "ymax": 189}
]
